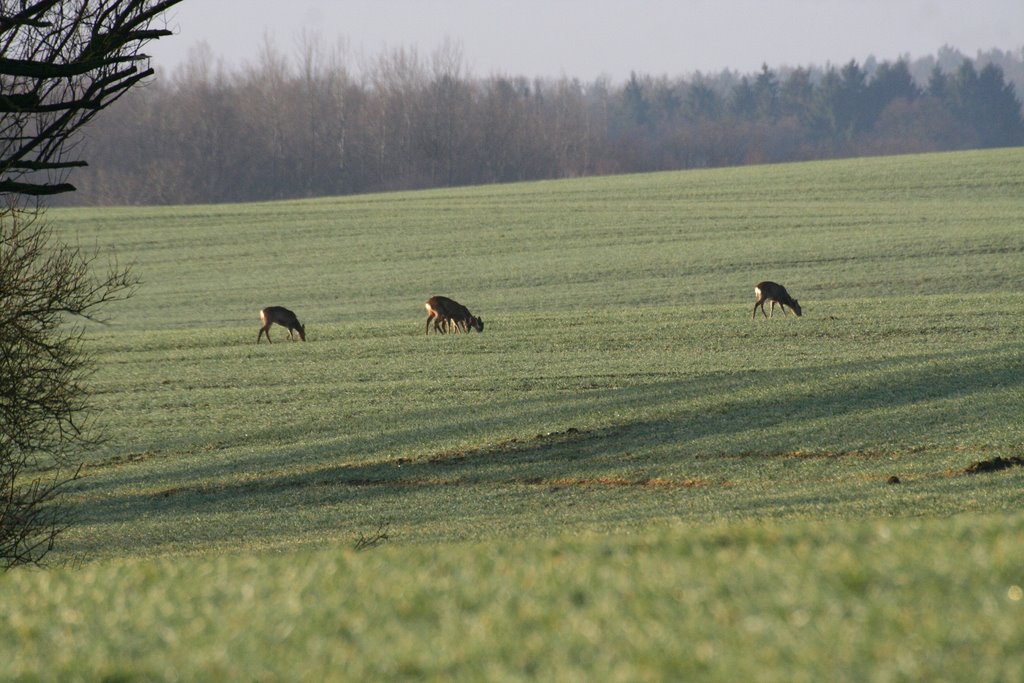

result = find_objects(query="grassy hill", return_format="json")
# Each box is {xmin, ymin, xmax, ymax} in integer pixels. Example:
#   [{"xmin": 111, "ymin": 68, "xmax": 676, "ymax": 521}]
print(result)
[{"xmin": 2, "ymin": 149, "xmax": 1023, "ymax": 680}]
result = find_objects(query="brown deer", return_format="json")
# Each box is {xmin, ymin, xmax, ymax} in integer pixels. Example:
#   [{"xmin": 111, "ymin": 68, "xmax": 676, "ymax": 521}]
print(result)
[
  {"xmin": 424, "ymin": 296, "xmax": 484, "ymax": 335},
  {"xmin": 752, "ymin": 281, "xmax": 802, "ymax": 319},
  {"xmin": 257, "ymin": 306, "xmax": 306, "ymax": 343}
]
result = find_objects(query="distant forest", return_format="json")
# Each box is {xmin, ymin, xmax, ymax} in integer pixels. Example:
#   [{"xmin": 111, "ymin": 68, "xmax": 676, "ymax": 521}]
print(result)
[{"xmin": 65, "ymin": 42, "xmax": 1024, "ymax": 205}]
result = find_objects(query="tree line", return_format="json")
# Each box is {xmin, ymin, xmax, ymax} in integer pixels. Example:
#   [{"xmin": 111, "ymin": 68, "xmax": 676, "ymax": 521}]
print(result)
[{"xmin": 66, "ymin": 41, "xmax": 1024, "ymax": 205}]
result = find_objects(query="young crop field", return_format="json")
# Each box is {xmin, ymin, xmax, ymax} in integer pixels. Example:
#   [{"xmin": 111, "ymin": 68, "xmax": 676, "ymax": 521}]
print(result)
[{"xmin": 2, "ymin": 148, "xmax": 1023, "ymax": 680}]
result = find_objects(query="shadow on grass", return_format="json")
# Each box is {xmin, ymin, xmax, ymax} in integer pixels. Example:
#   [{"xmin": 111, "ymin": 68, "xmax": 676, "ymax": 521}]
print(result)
[{"xmin": 68, "ymin": 344, "xmax": 1022, "ymax": 525}]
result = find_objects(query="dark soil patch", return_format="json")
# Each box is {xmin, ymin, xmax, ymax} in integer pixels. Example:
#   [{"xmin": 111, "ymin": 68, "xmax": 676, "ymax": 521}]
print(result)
[{"xmin": 963, "ymin": 456, "xmax": 1024, "ymax": 475}]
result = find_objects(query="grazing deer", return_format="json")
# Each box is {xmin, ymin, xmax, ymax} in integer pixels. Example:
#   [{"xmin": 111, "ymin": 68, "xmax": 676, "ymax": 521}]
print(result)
[
  {"xmin": 424, "ymin": 296, "xmax": 484, "ymax": 335},
  {"xmin": 257, "ymin": 306, "xmax": 306, "ymax": 343},
  {"xmin": 752, "ymin": 281, "xmax": 802, "ymax": 319}
]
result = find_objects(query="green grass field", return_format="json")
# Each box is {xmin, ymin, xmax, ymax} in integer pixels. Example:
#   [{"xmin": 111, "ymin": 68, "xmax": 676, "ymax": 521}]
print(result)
[{"xmin": 2, "ymin": 148, "xmax": 1023, "ymax": 680}]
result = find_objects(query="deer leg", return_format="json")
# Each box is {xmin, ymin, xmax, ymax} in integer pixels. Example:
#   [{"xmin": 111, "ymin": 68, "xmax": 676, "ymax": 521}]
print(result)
[{"xmin": 426, "ymin": 313, "xmax": 436, "ymax": 335}]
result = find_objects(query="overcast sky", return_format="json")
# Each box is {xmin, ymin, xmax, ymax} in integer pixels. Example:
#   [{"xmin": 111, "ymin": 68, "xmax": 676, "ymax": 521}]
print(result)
[{"xmin": 147, "ymin": 1, "xmax": 1024, "ymax": 82}]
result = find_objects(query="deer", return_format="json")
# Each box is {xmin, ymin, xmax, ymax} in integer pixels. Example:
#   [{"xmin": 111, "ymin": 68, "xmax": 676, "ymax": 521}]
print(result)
[
  {"xmin": 752, "ymin": 281, "xmax": 802, "ymax": 319},
  {"xmin": 424, "ymin": 296, "xmax": 484, "ymax": 335},
  {"xmin": 257, "ymin": 306, "xmax": 306, "ymax": 343}
]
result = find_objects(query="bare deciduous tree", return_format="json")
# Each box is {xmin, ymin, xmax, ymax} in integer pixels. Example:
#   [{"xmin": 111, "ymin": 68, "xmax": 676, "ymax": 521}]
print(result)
[
  {"xmin": 1, "ymin": 0, "xmax": 180, "ymax": 568},
  {"xmin": 1, "ymin": 0, "xmax": 182, "ymax": 198},
  {"xmin": 0, "ymin": 206, "xmax": 138, "ymax": 567}
]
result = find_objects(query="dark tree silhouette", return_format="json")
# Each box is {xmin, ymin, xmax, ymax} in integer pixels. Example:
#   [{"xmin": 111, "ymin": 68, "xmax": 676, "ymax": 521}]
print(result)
[
  {"xmin": 729, "ymin": 76, "xmax": 757, "ymax": 120},
  {"xmin": 1, "ymin": 0, "xmax": 183, "ymax": 198},
  {"xmin": 1, "ymin": 0, "xmax": 180, "ymax": 568},
  {"xmin": 754, "ymin": 64, "xmax": 780, "ymax": 121},
  {"xmin": 865, "ymin": 60, "xmax": 920, "ymax": 127},
  {"xmin": 1, "ymin": 208, "xmax": 139, "ymax": 568},
  {"xmin": 971, "ymin": 63, "xmax": 1024, "ymax": 147}
]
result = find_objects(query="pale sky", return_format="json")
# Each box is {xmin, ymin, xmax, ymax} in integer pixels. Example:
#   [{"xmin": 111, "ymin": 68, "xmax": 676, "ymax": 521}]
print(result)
[{"xmin": 147, "ymin": 1, "xmax": 1024, "ymax": 82}]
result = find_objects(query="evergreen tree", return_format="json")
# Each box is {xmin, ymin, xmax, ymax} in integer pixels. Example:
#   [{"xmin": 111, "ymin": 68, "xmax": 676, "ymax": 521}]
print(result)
[
  {"xmin": 729, "ymin": 77, "xmax": 757, "ymax": 120},
  {"xmin": 927, "ymin": 65, "xmax": 950, "ymax": 101},
  {"xmin": 779, "ymin": 67, "xmax": 814, "ymax": 121},
  {"xmin": 972, "ymin": 63, "xmax": 1024, "ymax": 147},
  {"xmin": 949, "ymin": 59, "xmax": 981, "ymax": 121},
  {"xmin": 865, "ymin": 61, "xmax": 920, "ymax": 131},
  {"xmin": 808, "ymin": 67, "xmax": 843, "ymax": 140},
  {"xmin": 838, "ymin": 60, "xmax": 870, "ymax": 134},
  {"xmin": 623, "ymin": 72, "xmax": 650, "ymax": 126},
  {"xmin": 754, "ymin": 64, "xmax": 780, "ymax": 120},
  {"xmin": 684, "ymin": 79, "xmax": 723, "ymax": 121}
]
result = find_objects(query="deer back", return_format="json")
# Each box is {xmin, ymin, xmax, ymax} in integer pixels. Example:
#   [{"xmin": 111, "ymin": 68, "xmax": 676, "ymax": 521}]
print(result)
[{"xmin": 426, "ymin": 296, "xmax": 467, "ymax": 318}]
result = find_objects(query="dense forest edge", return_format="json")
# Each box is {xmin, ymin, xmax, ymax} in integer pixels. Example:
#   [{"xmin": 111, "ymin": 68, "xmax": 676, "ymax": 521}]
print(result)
[{"xmin": 66, "ymin": 42, "xmax": 1024, "ymax": 205}]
